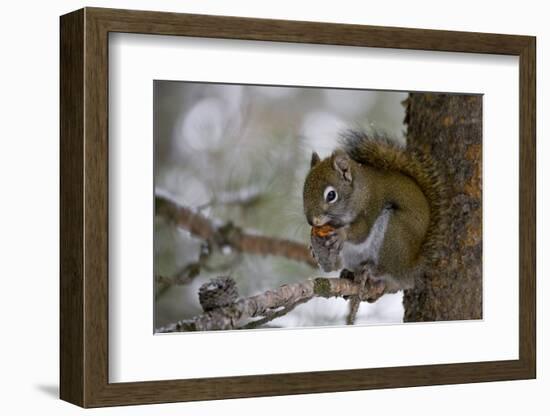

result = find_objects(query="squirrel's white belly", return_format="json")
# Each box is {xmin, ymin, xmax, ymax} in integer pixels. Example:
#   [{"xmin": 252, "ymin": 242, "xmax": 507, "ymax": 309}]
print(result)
[{"xmin": 341, "ymin": 209, "xmax": 391, "ymax": 272}]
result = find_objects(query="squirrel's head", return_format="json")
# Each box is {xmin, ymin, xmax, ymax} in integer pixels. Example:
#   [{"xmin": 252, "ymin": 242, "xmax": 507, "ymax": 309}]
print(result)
[{"xmin": 303, "ymin": 149, "xmax": 358, "ymax": 228}]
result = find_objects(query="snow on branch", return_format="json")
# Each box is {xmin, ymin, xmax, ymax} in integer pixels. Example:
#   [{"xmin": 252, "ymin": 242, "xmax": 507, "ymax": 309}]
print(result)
[
  {"xmin": 155, "ymin": 191, "xmax": 316, "ymax": 267},
  {"xmin": 156, "ymin": 277, "xmax": 362, "ymax": 332}
]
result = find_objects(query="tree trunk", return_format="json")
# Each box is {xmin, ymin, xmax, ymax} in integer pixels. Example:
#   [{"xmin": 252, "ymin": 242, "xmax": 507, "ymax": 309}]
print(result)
[{"xmin": 403, "ymin": 93, "xmax": 482, "ymax": 322}]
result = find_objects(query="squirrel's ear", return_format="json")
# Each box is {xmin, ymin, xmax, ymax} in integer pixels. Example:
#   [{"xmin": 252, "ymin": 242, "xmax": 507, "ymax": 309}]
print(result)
[
  {"xmin": 332, "ymin": 150, "xmax": 352, "ymax": 182},
  {"xmin": 310, "ymin": 152, "xmax": 321, "ymax": 168}
]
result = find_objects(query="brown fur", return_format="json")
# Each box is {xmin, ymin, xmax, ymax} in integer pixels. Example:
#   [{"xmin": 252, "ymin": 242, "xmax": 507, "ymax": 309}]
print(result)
[{"xmin": 340, "ymin": 130, "xmax": 448, "ymax": 266}]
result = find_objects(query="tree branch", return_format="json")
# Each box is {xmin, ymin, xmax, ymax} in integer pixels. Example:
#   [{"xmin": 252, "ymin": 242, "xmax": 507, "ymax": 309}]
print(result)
[
  {"xmin": 239, "ymin": 297, "xmax": 310, "ymax": 330},
  {"xmin": 155, "ymin": 191, "xmax": 316, "ymax": 267},
  {"xmin": 346, "ymin": 297, "xmax": 361, "ymax": 325},
  {"xmin": 156, "ymin": 277, "xmax": 361, "ymax": 332},
  {"xmin": 197, "ymin": 185, "xmax": 264, "ymax": 211}
]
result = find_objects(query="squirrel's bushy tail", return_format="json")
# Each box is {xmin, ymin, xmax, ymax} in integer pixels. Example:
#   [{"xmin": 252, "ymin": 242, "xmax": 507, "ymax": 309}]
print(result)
[{"xmin": 340, "ymin": 130, "xmax": 448, "ymax": 265}]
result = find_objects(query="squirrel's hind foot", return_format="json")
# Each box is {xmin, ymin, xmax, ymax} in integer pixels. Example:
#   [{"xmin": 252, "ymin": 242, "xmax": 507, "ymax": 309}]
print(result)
[
  {"xmin": 340, "ymin": 267, "xmax": 387, "ymax": 303},
  {"xmin": 362, "ymin": 277, "xmax": 386, "ymax": 303},
  {"xmin": 358, "ymin": 264, "xmax": 387, "ymax": 303}
]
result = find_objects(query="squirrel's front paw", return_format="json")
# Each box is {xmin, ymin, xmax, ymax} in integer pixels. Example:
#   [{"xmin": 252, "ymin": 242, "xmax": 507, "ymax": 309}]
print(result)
[
  {"xmin": 309, "ymin": 244, "xmax": 319, "ymax": 263},
  {"xmin": 310, "ymin": 230, "xmax": 343, "ymax": 272},
  {"xmin": 322, "ymin": 232, "xmax": 341, "ymax": 247}
]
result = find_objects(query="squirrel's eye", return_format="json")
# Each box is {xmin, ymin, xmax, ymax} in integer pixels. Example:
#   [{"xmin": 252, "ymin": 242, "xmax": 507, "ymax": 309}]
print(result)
[{"xmin": 323, "ymin": 186, "xmax": 338, "ymax": 204}]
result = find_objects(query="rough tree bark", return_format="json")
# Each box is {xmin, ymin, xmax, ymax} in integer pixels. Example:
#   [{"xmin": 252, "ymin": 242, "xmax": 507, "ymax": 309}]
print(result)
[{"xmin": 404, "ymin": 93, "xmax": 482, "ymax": 321}]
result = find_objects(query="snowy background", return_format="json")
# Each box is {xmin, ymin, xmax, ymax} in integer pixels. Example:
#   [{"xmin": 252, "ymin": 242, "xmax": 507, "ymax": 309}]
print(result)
[{"xmin": 154, "ymin": 81, "xmax": 408, "ymax": 330}]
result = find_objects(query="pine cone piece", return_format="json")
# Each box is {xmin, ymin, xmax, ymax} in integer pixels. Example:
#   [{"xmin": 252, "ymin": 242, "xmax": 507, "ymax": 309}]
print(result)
[{"xmin": 198, "ymin": 276, "xmax": 239, "ymax": 312}]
